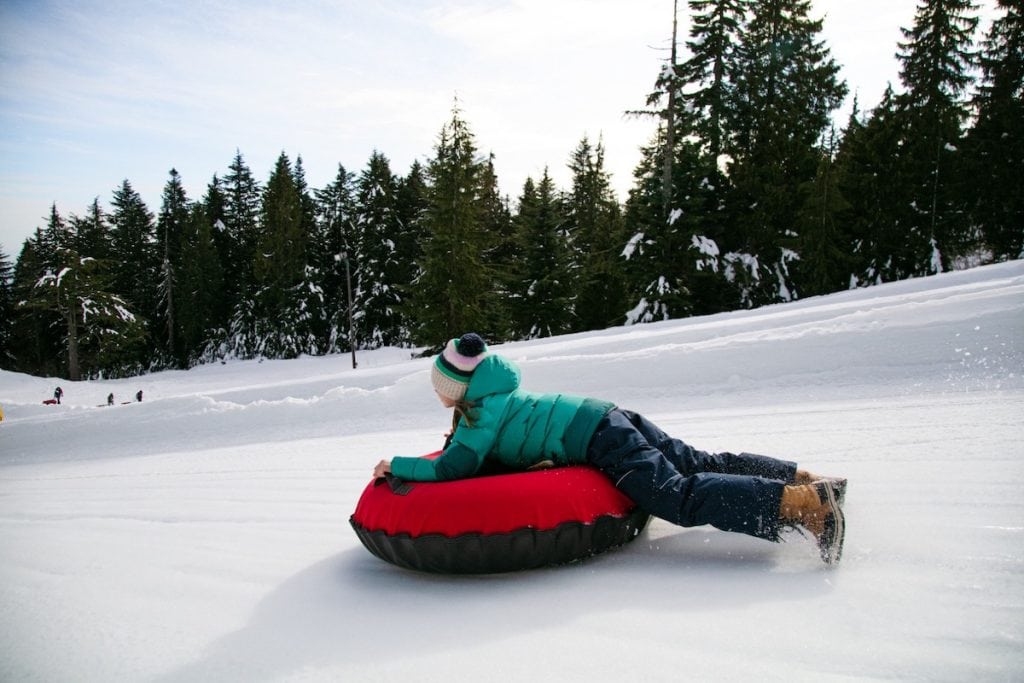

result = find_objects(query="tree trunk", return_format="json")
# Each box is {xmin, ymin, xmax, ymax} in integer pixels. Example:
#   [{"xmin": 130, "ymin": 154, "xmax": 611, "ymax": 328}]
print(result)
[
  {"xmin": 662, "ymin": 0, "xmax": 678, "ymax": 215},
  {"xmin": 66, "ymin": 303, "xmax": 80, "ymax": 381}
]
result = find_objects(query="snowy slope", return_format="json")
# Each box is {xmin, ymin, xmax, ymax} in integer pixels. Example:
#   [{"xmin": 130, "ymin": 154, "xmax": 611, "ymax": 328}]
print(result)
[{"xmin": 1, "ymin": 261, "xmax": 1022, "ymax": 682}]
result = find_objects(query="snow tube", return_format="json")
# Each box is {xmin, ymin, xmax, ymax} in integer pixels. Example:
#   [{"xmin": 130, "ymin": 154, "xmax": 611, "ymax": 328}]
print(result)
[{"xmin": 350, "ymin": 452, "xmax": 650, "ymax": 574}]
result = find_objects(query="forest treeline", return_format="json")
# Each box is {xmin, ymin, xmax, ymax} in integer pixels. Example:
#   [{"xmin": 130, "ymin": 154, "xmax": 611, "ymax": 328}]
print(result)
[{"xmin": 0, "ymin": 0, "xmax": 1020, "ymax": 380}]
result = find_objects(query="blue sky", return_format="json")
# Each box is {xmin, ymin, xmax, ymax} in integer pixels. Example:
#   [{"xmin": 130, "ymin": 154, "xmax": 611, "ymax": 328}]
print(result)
[{"xmin": 0, "ymin": 0, "xmax": 1001, "ymax": 255}]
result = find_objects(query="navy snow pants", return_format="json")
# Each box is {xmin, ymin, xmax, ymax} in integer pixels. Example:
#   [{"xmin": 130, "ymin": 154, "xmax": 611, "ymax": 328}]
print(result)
[{"xmin": 586, "ymin": 409, "xmax": 796, "ymax": 541}]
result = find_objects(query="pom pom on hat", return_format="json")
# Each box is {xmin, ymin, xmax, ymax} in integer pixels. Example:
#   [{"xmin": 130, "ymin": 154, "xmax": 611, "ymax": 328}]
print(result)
[{"xmin": 432, "ymin": 333, "xmax": 489, "ymax": 402}]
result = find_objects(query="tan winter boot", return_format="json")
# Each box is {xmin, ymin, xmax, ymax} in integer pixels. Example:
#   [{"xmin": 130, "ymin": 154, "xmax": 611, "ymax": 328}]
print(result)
[
  {"xmin": 793, "ymin": 469, "xmax": 848, "ymax": 505},
  {"xmin": 780, "ymin": 482, "xmax": 845, "ymax": 565}
]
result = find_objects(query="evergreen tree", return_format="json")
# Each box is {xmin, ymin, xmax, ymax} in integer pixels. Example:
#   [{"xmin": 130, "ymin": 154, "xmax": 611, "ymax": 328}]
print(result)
[
  {"xmin": 38, "ymin": 205, "xmax": 80, "ymax": 377},
  {"xmin": 156, "ymin": 169, "xmax": 190, "ymax": 365},
  {"xmin": 59, "ymin": 252, "xmax": 146, "ymax": 378},
  {"xmin": 624, "ymin": 0, "xmax": 750, "ymax": 323},
  {"xmin": 293, "ymin": 155, "xmax": 319, "ymax": 261},
  {"xmin": 623, "ymin": 129, "xmax": 728, "ymax": 324},
  {"xmin": 510, "ymin": 171, "xmax": 574, "ymax": 338},
  {"xmin": 314, "ymin": 164, "xmax": 358, "ymax": 352},
  {"xmin": 240, "ymin": 151, "xmax": 322, "ymax": 358},
  {"xmin": 680, "ymin": 0, "xmax": 747, "ymax": 194},
  {"xmin": 222, "ymin": 150, "xmax": 262, "ymax": 301},
  {"xmin": 9, "ymin": 234, "xmax": 61, "ymax": 375},
  {"xmin": 965, "ymin": 0, "xmax": 1023, "ymax": 260},
  {"xmin": 894, "ymin": 0, "xmax": 980, "ymax": 273},
  {"xmin": 109, "ymin": 180, "xmax": 157, "ymax": 362},
  {"xmin": 201, "ymin": 175, "xmax": 232, "ymax": 332},
  {"xmin": 565, "ymin": 135, "xmax": 627, "ymax": 332},
  {"xmin": 0, "ymin": 246, "xmax": 14, "ymax": 367},
  {"xmin": 478, "ymin": 154, "xmax": 515, "ymax": 340},
  {"xmin": 394, "ymin": 160, "xmax": 429, "ymax": 300},
  {"xmin": 177, "ymin": 202, "xmax": 225, "ymax": 364},
  {"xmin": 837, "ymin": 89, "xmax": 917, "ymax": 285},
  {"xmin": 412, "ymin": 106, "xmax": 498, "ymax": 347},
  {"xmin": 255, "ymin": 153, "xmax": 306, "ymax": 308},
  {"xmin": 795, "ymin": 127, "xmax": 852, "ymax": 296},
  {"xmin": 622, "ymin": 135, "xmax": 669, "ymax": 320},
  {"xmin": 204, "ymin": 174, "xmax": 228, "ymax": 227},
  {"xmin": 71, "ymin": 198, "xmax": 110, "ymax": 259},
  {"xmin": 728, "ymin": 0, "xmax": 847, "ymax": 305},
  {"xmin": 354, "ymin": 150, "xmax": 404, "ymax": 348},
  {"xmin": 677, "ymin": 0, "xmax": 747, "ymax": 315},
  {"xmin": 20, "ymin": 205, "xmax": 143, "ymax": 378}
]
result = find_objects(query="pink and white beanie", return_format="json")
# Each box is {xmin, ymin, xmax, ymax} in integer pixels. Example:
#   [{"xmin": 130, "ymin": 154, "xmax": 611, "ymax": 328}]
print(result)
[{"xmin": 431, "ymin": 333, "xmax": 488, "ymax": 402}]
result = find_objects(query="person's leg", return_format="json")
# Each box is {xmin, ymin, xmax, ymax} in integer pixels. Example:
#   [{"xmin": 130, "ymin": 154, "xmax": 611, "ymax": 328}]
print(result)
[
  {"xmin": 620, "ymin": 409, "xmax": 797, "ymax": 482},
  {"xmin": 587, "ymin": 410, "xmax": 786, "ymax": 541}
]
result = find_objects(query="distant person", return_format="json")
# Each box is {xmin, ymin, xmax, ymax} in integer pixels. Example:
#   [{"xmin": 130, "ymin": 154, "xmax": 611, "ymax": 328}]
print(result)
[
  {"xmin": 107, "ymin": 393, "xmax": 114, "ymax": 406},
  {"xmin": 374, "ymin": 333, "xmax": 849, "ymax": 565},
  {"xmin": 136, "ymin": 390, "xmax": 143, "ymax": 402},
  {"xmin": 54, "ymin": 386, "xmax": 63, "ymax": 405}
]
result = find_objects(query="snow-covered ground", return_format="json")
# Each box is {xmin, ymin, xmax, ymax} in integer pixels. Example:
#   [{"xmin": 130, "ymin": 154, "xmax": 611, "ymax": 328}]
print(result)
[{"xmin": 1, "ymin": 261, "xmax": 1022, "ymax": 682}]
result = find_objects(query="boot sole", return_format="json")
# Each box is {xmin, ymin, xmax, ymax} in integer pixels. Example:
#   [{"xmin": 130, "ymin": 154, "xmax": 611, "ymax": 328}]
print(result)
[
  {"xmin": 817, "ymin": 482, "xmax": 845, "ymax": 565},
  {"xmin": 815, "ymin": 477, "xmax": 847, "ymax": 506},
  {"xmin": 830, "ymin": 478, "xmax": 847, "ymax": 507}
]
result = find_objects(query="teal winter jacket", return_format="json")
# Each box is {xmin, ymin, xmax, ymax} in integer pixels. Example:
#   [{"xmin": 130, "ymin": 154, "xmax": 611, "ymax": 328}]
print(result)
[{"xmin": 389, "ymin": 354, "xmax": 614, "ymax": 482}]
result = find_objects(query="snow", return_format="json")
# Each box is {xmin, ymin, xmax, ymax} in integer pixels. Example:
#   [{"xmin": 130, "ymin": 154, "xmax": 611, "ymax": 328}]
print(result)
[
  {"xmin": 2, "ymin": 261, "xmax": 1024, "ymax": 682},
  {"xmin": 621, "ymin": 231, "xmax": 645, "ymax": 259}
]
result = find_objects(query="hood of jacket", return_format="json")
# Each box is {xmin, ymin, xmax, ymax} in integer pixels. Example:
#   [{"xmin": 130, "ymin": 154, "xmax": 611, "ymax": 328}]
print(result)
[
  {"xmin": 465, "ymin": 354, "xmax": 520, "ymax": 402},
  {"xmin": 464, "ymin": 356, "xmax": 520, "ymax": 403}
]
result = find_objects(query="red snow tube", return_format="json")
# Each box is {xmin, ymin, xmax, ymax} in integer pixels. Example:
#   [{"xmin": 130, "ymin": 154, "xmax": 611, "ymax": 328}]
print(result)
[{"xmin": 350, "ymin": 452, "xmax": 650, "ymax": 574}]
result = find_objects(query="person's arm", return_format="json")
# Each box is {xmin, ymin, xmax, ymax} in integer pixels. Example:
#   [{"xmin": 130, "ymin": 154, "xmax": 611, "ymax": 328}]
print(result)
[
  {"xmin": 389, "ymin": 442, "xmax": 485, "ymax": 482},
  {"xmin": 388, "ymin": 403, "xmax": 503, "ymax": 482}
]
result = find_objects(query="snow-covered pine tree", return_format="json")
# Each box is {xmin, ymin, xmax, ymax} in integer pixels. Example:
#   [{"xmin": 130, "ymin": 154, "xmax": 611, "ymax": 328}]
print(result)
[
  {"xmin": 20, "ymin": 204, "xmax": 144, "ymax": 378},
  {"xmin": 392, "ymin": 160, "xmax": 429, "ymax": 342},
  {"xmin": 313, "ymin": 164, "xmax": 358, "ymax": 353},
  {"xmin": 291, "ymin": 154, "xmax": 330, "ymax": 348},
  {"xmin": 247, "ymin": 152, "xmax": 322, "ymax": 359},
  {"xmin": 624, "ymin": 0, "xmax": 750, "ymax": 323},
  {"xmin": 354, "ymin": 150, "xmax": 404, "ymax": 349},
  {"xmin": 677, "ymin": 0, "xmax": 749, "ymax": 315},
  {"xmin": 729, "ymin": 0, "xmax": 846, "ymax": 306},
  {"xmin": 109, "ymin": 180, "xmax": 158, "ymax": 331},
  {"xmin": 622, "ymin": 130, "xmax": 715, "ymax": 324}
]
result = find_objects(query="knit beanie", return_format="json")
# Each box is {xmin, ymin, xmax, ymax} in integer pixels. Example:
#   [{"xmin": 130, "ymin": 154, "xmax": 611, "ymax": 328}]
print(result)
[{"xmin": 431, "ymin": 333, "xmax": 488, "ymax": 402}]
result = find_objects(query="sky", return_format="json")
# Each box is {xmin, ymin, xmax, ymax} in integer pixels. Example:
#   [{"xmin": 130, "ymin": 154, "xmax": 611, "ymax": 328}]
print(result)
[{"xmin": 0, "ymin": 0, "xmax": 1003, "ymax": 256}]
